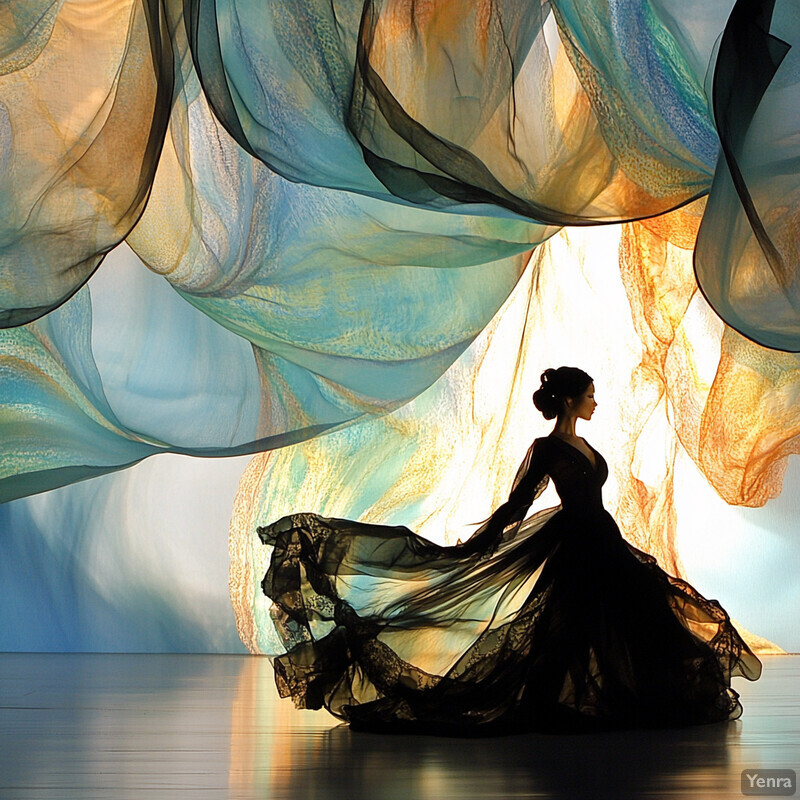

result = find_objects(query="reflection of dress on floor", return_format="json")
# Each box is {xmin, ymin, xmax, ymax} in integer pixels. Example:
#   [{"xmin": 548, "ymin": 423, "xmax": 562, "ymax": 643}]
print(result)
[{"xmin": 258, "ymin": 435, "xmax": 762, "ymax": 735}]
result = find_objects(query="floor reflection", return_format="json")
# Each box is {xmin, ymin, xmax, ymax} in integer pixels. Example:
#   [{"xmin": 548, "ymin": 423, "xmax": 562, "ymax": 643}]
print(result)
[
  {"xmin": 0, "ymin": 653, "xmax": 795, "ymax": 800},
  {"xmin": 228, "ymin": 655, "xmax": 795, "ymax": 800}
]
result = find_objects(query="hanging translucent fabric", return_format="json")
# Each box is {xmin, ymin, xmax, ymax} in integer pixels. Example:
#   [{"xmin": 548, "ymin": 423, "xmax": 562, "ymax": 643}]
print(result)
[{"xmin": 2, "ymin": 0, "xmax": 800, "ymax": 507}]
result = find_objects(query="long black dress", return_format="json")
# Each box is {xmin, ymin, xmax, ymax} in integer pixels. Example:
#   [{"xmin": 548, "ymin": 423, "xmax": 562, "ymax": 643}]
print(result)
[{"xmin": 257, "ymin": 435, "xmax": 762, "ymax": 735}]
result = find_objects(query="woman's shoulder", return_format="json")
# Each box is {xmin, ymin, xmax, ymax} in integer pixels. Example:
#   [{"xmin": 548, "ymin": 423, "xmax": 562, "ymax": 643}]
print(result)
[
  {"xmin": 533, "ymin": 434, "xmax": 570, "ymax": 457},
  {"xmin": 531, "ymin": 435, "xmax": 555, "ymax": 454}
]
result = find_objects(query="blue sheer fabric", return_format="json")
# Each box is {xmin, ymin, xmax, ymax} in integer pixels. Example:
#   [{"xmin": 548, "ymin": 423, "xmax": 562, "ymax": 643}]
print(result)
[{"xmin": 1, "ymin": 0, "xmax": 799, "ymax": 500}]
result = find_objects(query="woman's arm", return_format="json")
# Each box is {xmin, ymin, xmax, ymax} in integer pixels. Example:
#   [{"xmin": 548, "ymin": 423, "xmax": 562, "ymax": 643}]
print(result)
[
  {"xmin": 455, "ymin": 438, "xmax": 551, "ymax": 555},
  {"xmin": 493, "ymin": 437, "xmax": 551, "ymax": 529}
]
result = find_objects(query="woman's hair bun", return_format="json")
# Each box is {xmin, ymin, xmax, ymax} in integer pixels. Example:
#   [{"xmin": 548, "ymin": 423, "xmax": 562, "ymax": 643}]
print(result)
[{"xmin": 532, "ymin": 366, "xmax": 592, "ymax": 420}]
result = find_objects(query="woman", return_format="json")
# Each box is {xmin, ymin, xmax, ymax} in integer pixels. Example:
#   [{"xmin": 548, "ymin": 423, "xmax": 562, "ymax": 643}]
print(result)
[{"xmin": 258, "ymin": 367, "xmax": 762, "ymax": 735}]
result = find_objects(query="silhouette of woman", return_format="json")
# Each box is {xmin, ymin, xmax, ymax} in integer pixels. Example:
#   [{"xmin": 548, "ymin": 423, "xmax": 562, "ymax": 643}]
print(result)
[{"xmin": 258, "ymin": 366, "xmax": 762, "ymax": 735}]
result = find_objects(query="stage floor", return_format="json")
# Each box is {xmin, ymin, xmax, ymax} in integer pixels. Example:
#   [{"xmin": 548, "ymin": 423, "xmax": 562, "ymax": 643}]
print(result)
[{"xmin": 0, "ymin": 653, "xmax": 797, "ymax": 799}]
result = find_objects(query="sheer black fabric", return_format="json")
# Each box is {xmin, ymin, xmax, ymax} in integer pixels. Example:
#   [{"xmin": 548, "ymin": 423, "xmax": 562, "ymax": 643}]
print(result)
[{"xmin": 258, "ymin": 436, "xmax": 762, "ymax": 735}]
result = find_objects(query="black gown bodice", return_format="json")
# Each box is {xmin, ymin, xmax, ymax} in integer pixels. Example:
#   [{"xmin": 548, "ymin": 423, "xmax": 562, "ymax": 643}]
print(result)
[
  {"xmin": 257, "ymin": 436, "xmax": 762, "ymax": 736},
  {"xmin": 534, "ymin": 435, "xmax": 607, "ymax": 513}
]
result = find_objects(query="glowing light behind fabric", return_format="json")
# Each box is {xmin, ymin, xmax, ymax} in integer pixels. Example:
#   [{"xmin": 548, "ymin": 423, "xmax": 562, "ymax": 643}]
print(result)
[
  {"xmin": 1, "ymin": 0, "xmax": 800, "ymax": 652},
  {"xmin": 3, "ymin": 228, "xmax": 800, "ymax": 652}
]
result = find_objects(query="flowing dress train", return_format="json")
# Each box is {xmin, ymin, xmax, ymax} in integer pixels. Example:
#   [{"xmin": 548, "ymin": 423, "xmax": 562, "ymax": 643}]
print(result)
[{"xmin": 257, "ymin": 435, "xmax": 762, "ymax": 735}]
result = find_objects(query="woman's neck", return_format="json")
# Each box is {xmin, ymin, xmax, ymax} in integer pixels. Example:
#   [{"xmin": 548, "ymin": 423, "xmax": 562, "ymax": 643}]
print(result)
[{"xmin": 552, "ymin": 416, "xmax": 577, "ymax": 438}]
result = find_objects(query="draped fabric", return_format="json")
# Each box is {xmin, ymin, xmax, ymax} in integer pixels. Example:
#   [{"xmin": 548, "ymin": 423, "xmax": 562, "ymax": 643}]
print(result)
[
  {"xmin": 0, "ymin": 0, "xmax": 173, "ymax": 327},
  {"xmin": 2, "ymin": 0, "xmax": 800, "ymax": 504},
  {"xmin": 695, "ymin": 0, "xmax": 800, "ymax": 351},
  {"xmin": 1, "ymin": 0, "xmax": 552, "ymax": 501}
]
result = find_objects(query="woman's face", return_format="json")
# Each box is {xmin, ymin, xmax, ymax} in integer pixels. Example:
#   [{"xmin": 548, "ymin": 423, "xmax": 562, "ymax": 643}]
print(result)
[{"xmin": 567, "ymin": 382, "xmax": 597, "ymax": 421}]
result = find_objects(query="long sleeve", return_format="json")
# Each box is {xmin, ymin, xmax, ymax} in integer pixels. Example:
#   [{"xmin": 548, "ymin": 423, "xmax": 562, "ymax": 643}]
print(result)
[
  {"xmin": 500, "ymin": 437, "xmax": 551, "ymax": 526},
  {"xmin": 456, "ymin": 438, "xmax": 551, "ymax": 557}
]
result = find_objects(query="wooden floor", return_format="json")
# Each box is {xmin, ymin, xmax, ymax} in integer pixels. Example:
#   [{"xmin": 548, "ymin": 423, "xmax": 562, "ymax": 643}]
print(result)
[{"xmin": 0, "ymin": 653, "xmax": 796, "ymax": 800}]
